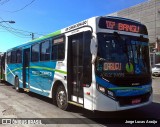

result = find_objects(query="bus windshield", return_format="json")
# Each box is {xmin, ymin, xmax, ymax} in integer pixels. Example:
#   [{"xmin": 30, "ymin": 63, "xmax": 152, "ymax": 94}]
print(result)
[{"xmin": 96, "ymin": 33, "xmax": 150, "ymax": 80}]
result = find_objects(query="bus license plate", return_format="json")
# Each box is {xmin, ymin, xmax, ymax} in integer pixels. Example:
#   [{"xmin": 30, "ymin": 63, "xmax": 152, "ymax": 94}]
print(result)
[{"xmin": 132, "ymin": 98, "xmax": 141, "ymax": 104}]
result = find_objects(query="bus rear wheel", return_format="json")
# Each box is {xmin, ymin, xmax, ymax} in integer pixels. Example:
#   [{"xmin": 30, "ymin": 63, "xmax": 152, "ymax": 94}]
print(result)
[{"xmin": 56, "ymin": 85, "xmax": 69, "ymax": 110}]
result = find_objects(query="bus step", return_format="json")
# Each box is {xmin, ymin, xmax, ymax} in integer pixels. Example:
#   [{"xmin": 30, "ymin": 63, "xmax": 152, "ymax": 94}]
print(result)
[
  {"xmin": 68, "ymin": 101, "xmax": 83, "ymax": 107},
  {"xmin": 24, "ymin": 88, "xmax": 30, "ymax": 92}
]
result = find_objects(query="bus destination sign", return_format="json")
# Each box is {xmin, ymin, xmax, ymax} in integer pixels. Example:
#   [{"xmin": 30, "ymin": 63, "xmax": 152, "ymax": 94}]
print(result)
[
  {"xmin": 106, "ymin": 21, "xmax": 139, "ymax": 33},
  {"xmin": 99, "ymin": 17, "xmax": 147, "ymax": 34}
]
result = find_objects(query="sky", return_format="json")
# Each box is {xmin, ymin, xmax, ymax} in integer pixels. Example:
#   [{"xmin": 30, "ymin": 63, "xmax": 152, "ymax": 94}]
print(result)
[{"xmin": 0, "ymin": 0, "xmax": 148, "ymax": 52}]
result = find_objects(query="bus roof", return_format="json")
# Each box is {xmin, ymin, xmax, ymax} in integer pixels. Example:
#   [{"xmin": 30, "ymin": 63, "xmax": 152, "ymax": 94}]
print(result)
[
  {"xmin": 6, "ymin": 15, "xmax": 145, "ymax": 52},
  {"xmin": 7, "ymin": 30, "xmax": 61, "ymax": 52},
  {"xmin": 104, "ymin": 16, "xmax": 142, "ymax": 24}
]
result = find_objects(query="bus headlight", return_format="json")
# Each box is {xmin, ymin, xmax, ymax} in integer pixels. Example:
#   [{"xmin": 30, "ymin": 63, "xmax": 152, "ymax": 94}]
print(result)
[{"xmin": 97, "ymin": 84, "xmax": 116, "ymax": 100}]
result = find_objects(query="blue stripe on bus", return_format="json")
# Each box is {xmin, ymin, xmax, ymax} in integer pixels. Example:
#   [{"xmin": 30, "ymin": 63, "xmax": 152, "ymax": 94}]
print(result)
[
  {"xmin": 6, "ymin": 61, "xmax": 66, "ymax": 97},
  {"xmin": 96, "ymin": 76, "xmax": 152, "ymax": 97}
]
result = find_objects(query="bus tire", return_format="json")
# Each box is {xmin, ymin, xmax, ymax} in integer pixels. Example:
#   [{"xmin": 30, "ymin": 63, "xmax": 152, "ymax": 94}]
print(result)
[
  {"xmin": 15, "ymin": 77, "xmax": 22, "ymax": 92},
  {"xmin": 56, "ymin": 85, "xmax": 69, "ymax": 110}
]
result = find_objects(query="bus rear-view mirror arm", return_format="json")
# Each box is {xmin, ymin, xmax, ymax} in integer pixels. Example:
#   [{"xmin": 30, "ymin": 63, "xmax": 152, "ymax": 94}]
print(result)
[{"xmin": 90, "ymin": 36, "xmax": 98, "ymax": 64}]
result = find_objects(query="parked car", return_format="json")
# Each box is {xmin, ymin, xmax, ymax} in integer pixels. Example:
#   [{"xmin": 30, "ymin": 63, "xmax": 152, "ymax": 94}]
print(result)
[{"xmin": 152, "ymin": 63, "xmax": 160, "ymax": 77}]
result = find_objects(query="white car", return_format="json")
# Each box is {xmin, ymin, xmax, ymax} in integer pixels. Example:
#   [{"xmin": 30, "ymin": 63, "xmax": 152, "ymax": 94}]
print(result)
[{"xmin": 152, "ymin": 63, "xmax": 160, "ymax": 76}]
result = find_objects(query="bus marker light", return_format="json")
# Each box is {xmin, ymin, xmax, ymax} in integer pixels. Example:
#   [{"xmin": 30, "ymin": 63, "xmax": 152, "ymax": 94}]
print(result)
[
  {"xmin": 82, "ymin": 84, "xmax": 90, "ymax": 87},
  {"xmin": 82, "ymin": 84, "xmax": 86, "ymax": 87},
  {"xmin": 99, "ymin": 86, "xmax": 105, "ymax": 93},
  {"xmin": 108, "ymin": 90, "xmax": 114, "ymax": 97}
]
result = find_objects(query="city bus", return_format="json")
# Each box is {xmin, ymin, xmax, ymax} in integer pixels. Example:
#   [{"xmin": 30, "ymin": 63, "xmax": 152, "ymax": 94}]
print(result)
[{"xmin": 4, "ymin": 16, "xmax": 152, "ymax": 111}]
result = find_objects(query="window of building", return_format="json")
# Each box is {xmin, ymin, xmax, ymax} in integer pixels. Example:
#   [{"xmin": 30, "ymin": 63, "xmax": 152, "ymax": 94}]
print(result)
[
  {"xmin": 40, "ymin": 40, "xmax": 51, "ymax": 61},
  {"xmin": 31, "ymin": 43, "xmax": 39, "ymax": 62}
]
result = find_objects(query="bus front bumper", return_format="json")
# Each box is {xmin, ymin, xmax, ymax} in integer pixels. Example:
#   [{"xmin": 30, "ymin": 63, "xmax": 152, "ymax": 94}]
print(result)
[{"xmin": 94, "ymin": 90, "xmax": 153, "ymax": 112}]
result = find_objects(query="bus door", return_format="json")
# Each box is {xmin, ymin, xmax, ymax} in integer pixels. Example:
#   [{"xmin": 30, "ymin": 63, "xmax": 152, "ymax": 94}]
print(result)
[
  {"xmin": 1, "ymin": 53, "xmax": 6, "ymax": 80},
  {"xmin": 67, "ymin": 31, "xmax": 92, "ymax": 105},
  {"xmin": 23, "ymin": 48, "xmax": 30, "ymax": 89}
]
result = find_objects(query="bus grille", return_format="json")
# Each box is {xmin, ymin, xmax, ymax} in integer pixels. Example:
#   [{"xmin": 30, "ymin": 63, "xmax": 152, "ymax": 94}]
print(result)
[
  {"xmin": 117, "ymin": 92, "xmax": 151, "ymax": 107},
  {"xmin": 108, "ymin": 76, "xmax": 151, "ymax": 87}
]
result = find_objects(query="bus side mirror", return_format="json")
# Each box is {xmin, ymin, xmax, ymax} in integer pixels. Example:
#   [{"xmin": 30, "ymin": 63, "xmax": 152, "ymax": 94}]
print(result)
[{"xmin": 90, "ymin": 36, "xmax": 97, "ymax": 64}]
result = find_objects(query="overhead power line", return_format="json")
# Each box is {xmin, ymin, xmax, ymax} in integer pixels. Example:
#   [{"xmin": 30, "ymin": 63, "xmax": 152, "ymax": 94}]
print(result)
[
  {"xmin": 0, "ymin": 24, "xmax": 44, "ymax": 36},
  {"xmin": 0, "ymin": 17, "xmax": 45, "ymax": 39},
  {"xmin": 2, "ymin": 0, "xmax": 36, "ymax": 13},
  {"xmin": 0, "ymin": 24, "xmax": 31, "ymax": 38},
  {"xmin": 0, "ymin": 24, "xmax": 45, "ymax": 39},
  {"xmin": 0, "ymin": 0, "xmax": 10, "ymax": 5}
]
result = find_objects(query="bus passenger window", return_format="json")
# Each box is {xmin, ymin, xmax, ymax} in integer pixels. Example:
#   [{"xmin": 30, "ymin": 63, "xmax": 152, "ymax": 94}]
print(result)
[
  {"xmin": 52, "ymin": 37, "xmax": 65, "ymax": 60},
  {"xmin": 58, "ymin": 43, "xmax": 65, "ymax": 60},
  {"xmin": 16, "ymin": 49, "xmax": 22, "ymax": 63},
  {"xmin": 40, "ymin": 40, "xmax": 51, "ymax": 61},
  {"xmin": 7, "ymin": 52, "xmax": 11, "ymax": 64},
  {"xmin": 31, "ymin": 43, "xmax": 39, "ymax": 62},
  {"xmin": 11, "ymin": 51, "xmax": 16, "ymax": 63},
  {"xmin": 52, "ymin": 45, "xmax": 58, "ymax": 60}
]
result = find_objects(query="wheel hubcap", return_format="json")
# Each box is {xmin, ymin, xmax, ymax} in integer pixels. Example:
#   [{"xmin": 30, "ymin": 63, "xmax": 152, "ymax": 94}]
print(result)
[
  {"xmin": 58, "ymin": 90, "xmax": 66, "ymax": 106},
  {"xmin": 16, "ymin": 86, "xmax": 18, "ymax": 90},
  {"xmin": 15, "ymin": 80, "xmax": 19, "ymax": 90}
]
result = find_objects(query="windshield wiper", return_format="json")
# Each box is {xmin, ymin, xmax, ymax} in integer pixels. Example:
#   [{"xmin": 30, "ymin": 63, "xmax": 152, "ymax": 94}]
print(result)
[{"xmin": 124, "ymin": 39, "xmax": 131, "ymax": 68}]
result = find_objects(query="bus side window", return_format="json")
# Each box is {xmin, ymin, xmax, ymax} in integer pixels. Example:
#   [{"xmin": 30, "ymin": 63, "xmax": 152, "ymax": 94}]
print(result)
[
  {"xmin": 83, "ymin": 31, "xmax": 92, "ymax": 85},
  {"xmin": 40, "ymin": 40, "xmax": 51, "ymax": 61},
  {"xmin": 31, "ymin": 43, "xmax": 39, "ymax": 62},
  {"xmin": 7, "ymin": 52, "xmax": 11, "ymax": 64},
  {"xmin": 11, "ymin": 51, "xmax": 16, "ymax": 63},
  {"xmin": 52, "ymin": 45, "xmax": 58, "ymax": 60},
  {"xmin": 16, "ymin": 49, "xmax": 22, "ymax": 63},
  {"xmin": 58, "ymin": 43, "xmax": 65, "ymax": 60},
  {"xmin": 52, "ymin": 36, "xmax": 65, "ymax": 61}
]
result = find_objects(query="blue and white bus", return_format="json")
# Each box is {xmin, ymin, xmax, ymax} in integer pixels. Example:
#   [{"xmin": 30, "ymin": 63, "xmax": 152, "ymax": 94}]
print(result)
[{"xmin": 5, "ymin": 16, "xmax": 152, "ymax": 111}]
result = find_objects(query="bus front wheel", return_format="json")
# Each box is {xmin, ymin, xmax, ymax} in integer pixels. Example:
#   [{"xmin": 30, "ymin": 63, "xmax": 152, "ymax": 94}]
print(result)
[{"xmin": 56, "ymin": 85, "xmax": 69, "ymax": 110}]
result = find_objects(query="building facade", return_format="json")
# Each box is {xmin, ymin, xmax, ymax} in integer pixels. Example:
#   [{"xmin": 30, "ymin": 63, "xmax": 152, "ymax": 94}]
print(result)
[{"xmin": 108, "ymin": 0, "xmax": 160, "ymax": 66}]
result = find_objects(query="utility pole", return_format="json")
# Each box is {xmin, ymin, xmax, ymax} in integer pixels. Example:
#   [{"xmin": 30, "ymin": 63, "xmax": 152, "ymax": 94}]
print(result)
[{"xmin": 31, "ymin": 33, "xmax": 34, "ymax": 40}]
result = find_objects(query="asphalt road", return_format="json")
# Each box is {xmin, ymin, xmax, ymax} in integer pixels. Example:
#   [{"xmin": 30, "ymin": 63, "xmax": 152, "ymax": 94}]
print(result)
[
  {"xmin": 0, "ymin": 82, "xmax": 101, "ymax": 127},
  {"xmin": 0, "ymin": 77, "xmax": 159, "ymax": 127}
]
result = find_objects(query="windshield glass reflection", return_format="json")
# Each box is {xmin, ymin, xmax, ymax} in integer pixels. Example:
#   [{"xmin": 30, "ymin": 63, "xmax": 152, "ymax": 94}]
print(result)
[{"xmin": 96, "ymin": 33, "xmax": 150, "ymax": 77}]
